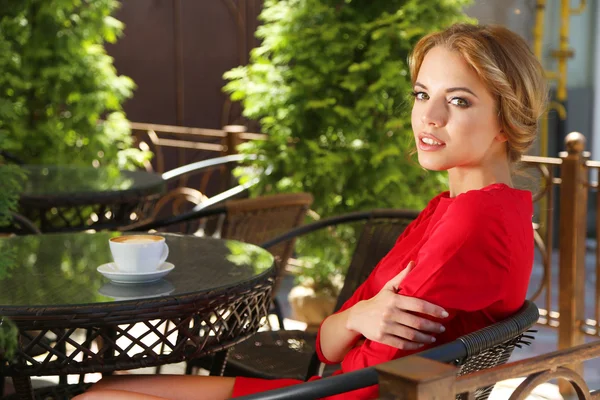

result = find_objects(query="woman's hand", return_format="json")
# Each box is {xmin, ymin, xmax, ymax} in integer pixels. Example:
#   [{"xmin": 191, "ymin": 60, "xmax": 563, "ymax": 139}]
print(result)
[{"xmin": 346, "ymin": 261, "xmax": 448, "ymax": 350}]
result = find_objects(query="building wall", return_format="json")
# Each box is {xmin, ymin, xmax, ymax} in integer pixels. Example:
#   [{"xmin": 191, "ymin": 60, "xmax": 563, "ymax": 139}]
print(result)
[{"xmin": 107, "ymin": 0, "xmax": 262, "ymax": 128}]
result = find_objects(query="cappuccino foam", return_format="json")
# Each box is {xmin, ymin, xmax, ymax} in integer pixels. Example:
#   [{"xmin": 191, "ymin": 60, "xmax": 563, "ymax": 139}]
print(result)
[
  {"xmin": 122, "ymin": 238, "xmax": 156, "ymax": 244},
  {"xmin": 111, "ymin": 235, "xmax": 163, "ymax": 244}
]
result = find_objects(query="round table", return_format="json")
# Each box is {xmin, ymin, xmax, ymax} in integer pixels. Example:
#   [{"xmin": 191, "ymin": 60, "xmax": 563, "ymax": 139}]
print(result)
[
  {"xmin": 0, "ymin": 232, "xmax": 275, "ymax": 400},
  {"xmin": 18, "ymin": 165, "xmax": 166, "ymax": 232}
]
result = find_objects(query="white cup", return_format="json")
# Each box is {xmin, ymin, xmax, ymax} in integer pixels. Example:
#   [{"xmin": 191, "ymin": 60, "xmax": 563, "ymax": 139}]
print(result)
[{"xmin": 109, "ymin": 235, "xmax": 169, "ymax": 273}]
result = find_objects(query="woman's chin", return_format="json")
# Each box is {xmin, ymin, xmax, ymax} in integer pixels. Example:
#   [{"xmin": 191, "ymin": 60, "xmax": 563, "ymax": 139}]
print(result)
[{"xmin": 417, "ymin": 156, "xmax": 447, "ymax": 172}]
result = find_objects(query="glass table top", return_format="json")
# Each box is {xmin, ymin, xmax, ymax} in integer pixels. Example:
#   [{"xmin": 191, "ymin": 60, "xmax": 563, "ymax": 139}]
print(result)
[
  {"xmin": 21, "ymin": 165, "xmax": 165, "ymax": 198},
  {"xmin": 0, "ymin": 232, "xmax": 274, "ymax": 308}
]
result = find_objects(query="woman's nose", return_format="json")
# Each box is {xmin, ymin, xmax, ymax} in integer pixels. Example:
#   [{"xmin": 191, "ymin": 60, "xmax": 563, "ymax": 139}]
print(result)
[{"xmin": 420, "ymin": 99, "xmax": 448, "ymax": 127}]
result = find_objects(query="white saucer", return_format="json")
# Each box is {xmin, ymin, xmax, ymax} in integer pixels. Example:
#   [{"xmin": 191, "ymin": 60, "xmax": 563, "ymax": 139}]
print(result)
[
  {"xmin": 98, "ymin": 280, "xmax": 175, "ymax": 300},
  {"xmin": 97, "ymin": 262, "xmax": 175, "ymax": 284}
]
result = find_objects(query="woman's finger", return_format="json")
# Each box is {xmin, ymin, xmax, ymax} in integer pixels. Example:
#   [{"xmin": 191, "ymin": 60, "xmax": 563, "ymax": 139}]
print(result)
[
  {"xmin": 394, "ymin": 295, "xmax": 449, "ymax": 319},
  {"xmin": 378, "ymin": 334, "xmax": 426, "ymax": 351},
  {"xmin": 388, "ymin": 308, "xmax": 446, "ymax": 334},
  {"xmin": 384, "ymin": 321, "xmax": 437, "ymax": 344}
]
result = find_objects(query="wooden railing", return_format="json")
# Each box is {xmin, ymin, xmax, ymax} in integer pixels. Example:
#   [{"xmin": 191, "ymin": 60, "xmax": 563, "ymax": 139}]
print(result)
[
  {"xmin": 129, "ymin": 122, "xmax": 266, "ymax": 174},
  {"xmin": 376, "ymin": 340, "xmax": 600, "ymax": 399}
]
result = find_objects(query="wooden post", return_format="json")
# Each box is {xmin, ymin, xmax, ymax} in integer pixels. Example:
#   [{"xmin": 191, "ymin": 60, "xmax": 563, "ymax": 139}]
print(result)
[
  {"xmin": 223, "ymin": 125, "xmax": 247, "ymax": 190},
  {"xmin": 376, "ymin": 356, "xmax": 459, "ymax": 400},
  {"xmin": 223, "ymin": 124, "xmax": 246, "ymax": 156},
  {"xmin": 558, "ymin": 131, "xmax": 589, "ymax": 394}
]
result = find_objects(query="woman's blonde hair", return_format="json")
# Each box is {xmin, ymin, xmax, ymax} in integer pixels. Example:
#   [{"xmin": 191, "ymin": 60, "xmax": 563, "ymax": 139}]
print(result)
[{"xmin": 409, "ymin": 24, "xmax": 547, "ymax": 162}]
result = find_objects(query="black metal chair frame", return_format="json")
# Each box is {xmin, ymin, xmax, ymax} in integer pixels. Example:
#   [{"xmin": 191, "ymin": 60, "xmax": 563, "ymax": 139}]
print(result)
[
  {"xmin": 3, "ymin": 213, "xmax": 41, "ymax": 236},
  {"xmin": 0, "ymin": 150, "xmax": 24, "ymax": 165},
  {"xmin": 234, "ymin": 301, "xmax": 539, "ymax": 400}
]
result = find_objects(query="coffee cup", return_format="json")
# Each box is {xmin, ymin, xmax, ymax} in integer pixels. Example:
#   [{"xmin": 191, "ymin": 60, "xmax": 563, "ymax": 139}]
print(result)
[{"xmin": 109, "ymin": 235, "xmax": 169, "ymax": 273}]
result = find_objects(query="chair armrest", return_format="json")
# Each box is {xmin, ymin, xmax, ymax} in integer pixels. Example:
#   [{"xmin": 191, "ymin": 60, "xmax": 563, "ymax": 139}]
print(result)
[
  {"xmin": 10, "ymin": 212, "xmax": 40, "ymax": 235},
  {"xmin": 0, "ymin": 150, "xmax": 24, "ymax": 165},
  {"xmin": 259, "ymin": 209, "xmax": 420, "ymax": 250},
  {"xmin": 123, "ymin": 178, "xmax": 258, "ymax": 232},
  {"xmin": 233, "ymin": 342, "xmax": 467, "ymax": 400},
  {"xmin": 161, "ymin": 154, "xmax": 256, "ymax": 183}
]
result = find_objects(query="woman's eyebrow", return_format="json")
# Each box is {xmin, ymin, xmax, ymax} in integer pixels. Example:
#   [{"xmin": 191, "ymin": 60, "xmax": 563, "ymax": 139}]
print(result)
[
  {"xmin": 447, "ymin": 87, "xmax": 479, "ymax": 99},
  {"xmin": 414, "ymin": 82, "xmax": 479, "ymax": 99}
]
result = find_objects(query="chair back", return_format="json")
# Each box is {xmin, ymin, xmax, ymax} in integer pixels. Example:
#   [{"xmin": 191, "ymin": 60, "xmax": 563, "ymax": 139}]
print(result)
[
  {"xmin": 222, "ymin": 193, "xmax": 314, "ymax": 280},
  {"xmin": 452, "ymin": 300, "xmax": 539, "ymax": 400},
  {"xmin": 334, "ymin": 210, "xmax": 417, "ymax": 311}
]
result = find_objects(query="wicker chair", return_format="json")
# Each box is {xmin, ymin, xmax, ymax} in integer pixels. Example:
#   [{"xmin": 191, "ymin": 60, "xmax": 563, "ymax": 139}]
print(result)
[
  {"xmin": 127, "ymin": 192, "xmax": 314, "ymax": 296},
  {"xmin": 0, "ymin": 213, "xmax": 41, "ymax": 236},
  {"xmin": 219, "ymin": 209, "xmax": 420, "ymax": 381},
  {"xmin": 234, "ymin": 300, "xmax": 539, "ymax": 400}
]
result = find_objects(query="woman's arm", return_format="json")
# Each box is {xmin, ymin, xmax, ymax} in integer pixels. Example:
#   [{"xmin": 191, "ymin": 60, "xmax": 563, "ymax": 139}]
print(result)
[{"xmin": 318, "ymin": 262, "xmax": 448, "ymax": 363}]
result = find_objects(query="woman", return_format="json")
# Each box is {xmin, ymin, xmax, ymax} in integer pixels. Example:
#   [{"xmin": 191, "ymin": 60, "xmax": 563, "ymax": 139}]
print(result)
[{"xmin": 75, "ymin": 23, "xmax": 547, "ymax": 400}]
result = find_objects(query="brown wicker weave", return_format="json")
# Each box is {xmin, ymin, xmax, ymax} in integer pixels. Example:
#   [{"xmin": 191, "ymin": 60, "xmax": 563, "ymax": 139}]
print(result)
[
  {"xmin": 221, "ymin": 193, "xmax": 314, "ymax": 288},
  {"xmin": 222, "ymin": 210, "xmax": 418, "ymax": 381}
]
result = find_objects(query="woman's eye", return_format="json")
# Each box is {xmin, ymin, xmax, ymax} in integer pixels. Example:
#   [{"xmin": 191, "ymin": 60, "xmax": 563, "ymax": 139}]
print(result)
[
  {"xmin": 411, "ymin": 91, "xmax": 429, "ymax": 101},
  {"xmin": 449, "ymin": 97, "xmax": 470, "ymax": 107}
]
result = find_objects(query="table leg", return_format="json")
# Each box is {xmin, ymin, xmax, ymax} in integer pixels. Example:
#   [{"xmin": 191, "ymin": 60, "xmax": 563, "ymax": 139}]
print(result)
[
  {"xmin": 102, "ymin": 327, "xmax": 117, "ymax": 377},
  {"xmin": 57, "ymin": 330, "xmax": 67, "ymax": 385},
  {"xmin": 12, "ymin": 376, "xmax": 34, "ymax": 400},
  {"xmin": 209, "ymin": 350, "xmax": 229, "ymax": 376}
]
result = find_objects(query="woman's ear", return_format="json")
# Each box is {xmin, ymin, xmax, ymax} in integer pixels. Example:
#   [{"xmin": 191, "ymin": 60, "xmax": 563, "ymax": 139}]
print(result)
[{"xmin": 495, "ymin": 130, "xmax": 508, "ymax": 143}]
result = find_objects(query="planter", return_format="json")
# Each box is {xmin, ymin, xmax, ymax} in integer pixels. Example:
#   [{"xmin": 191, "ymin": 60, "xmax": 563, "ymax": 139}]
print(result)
[{"xmin": 288, "ymin": 285, "xmax": 336, "ymax": 332}]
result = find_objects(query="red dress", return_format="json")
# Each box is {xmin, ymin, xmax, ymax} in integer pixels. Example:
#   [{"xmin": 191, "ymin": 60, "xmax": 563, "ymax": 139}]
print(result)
[{"xmin": 232, "ymin": 184, "xmax": 534, "ymax": 399}]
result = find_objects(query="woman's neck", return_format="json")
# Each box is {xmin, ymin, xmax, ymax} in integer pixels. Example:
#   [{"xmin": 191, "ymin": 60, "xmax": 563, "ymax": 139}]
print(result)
[{"xmin": 447, "ymin": 160, "xmax": 512, "ymax": 198}]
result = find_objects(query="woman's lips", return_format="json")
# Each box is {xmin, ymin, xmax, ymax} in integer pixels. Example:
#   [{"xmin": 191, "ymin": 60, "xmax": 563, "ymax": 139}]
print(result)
[{"xmin": 417, "ymin": 133, "xmax": 446, "ymax": 151}]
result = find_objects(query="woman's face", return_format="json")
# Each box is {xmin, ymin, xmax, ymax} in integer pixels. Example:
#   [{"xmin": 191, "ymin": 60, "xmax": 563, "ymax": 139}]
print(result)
[{"xmin": 411, "ymin": 46, "xmax": 506, "ymax": 172}]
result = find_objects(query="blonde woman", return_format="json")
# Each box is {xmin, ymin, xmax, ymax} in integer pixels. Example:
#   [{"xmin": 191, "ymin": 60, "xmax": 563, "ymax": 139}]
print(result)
[{"xmin": 75, "ymin": 23, "xmax": 547, "ymax": 400}]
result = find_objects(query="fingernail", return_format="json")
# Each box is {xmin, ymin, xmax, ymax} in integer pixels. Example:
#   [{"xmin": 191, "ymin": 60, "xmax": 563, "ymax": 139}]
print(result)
[
  {"xmin": 430, "ymin": 337, "xmax": 436, "ymax": 343},
  {"xmin": 441, "ymin": 310, "xmax": 449, "ymax": 318},
  {"xmin": 440, "ymin": 326, "xmax": 446, "ymax": 333},
  {"xmin": 418, "ymin": 344, "xmax": 425, "ymax": 348}
]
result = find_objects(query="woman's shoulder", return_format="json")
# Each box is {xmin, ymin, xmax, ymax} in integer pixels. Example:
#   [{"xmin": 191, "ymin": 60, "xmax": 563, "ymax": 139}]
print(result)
[{"xmin": 442, "ymin": 183, "xmax": 533, "ymax": 223}]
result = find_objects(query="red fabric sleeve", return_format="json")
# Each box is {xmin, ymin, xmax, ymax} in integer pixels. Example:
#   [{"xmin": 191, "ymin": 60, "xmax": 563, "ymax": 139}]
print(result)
[
  {"xmin": 315, "ymin": 193, "xmax": 446, "ymax": 366},
  {"xmin": 341, "ymin": 191, "xmax": 511, "ymax": 370},
  {"xmin": 314, "ymin": 198, "xmax": 441, "ymax": 365}
]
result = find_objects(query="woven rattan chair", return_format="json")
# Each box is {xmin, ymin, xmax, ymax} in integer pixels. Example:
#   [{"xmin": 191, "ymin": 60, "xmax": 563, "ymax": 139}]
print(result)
[
  {"xmin": 219, "ymin": 209, "xmax": 419, "ymax": 381},
  {"xmin": 234, "ymin": 300, "xmax": 539, "ymax": 400},
  {"xmin": 0, "ymin": 213, "xmax": 41, "ymax": 236},
  {"xmin": 127, "ymin": 192, "xmax": 314, "ymax": 294}
]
